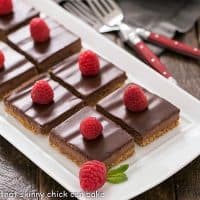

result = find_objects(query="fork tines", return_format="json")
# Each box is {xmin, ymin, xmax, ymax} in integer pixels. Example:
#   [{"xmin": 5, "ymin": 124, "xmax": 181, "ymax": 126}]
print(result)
[
  {"xmin": 86, "ymin": 0, "xmax": 123, "ymax": 26},
  {"xmin": 62, "ymin": 0, "xmax": 101, "ymax": 27},
  {"xmin": 86, "ymin": 0, "xmax": 119, "ymax": 16}
]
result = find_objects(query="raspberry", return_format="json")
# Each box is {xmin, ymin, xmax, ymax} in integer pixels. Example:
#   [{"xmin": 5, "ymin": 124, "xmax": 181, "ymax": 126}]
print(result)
[
  {"xmin": 123, "ymin": 84, "xmax": 148, "ymax": 112},
  {"xmin": 79, "ymin": 160, "xmax": 107, "ymax": 192},
  {"xmin": 78, "ymin": 50, "xmax": 100, "ymax": 76},
  {"xmin": 31, "ymin": 80, "xmax": 54, "ymax": 104},
  {"xmin": 30, "ymin": 18, "xmax": 50, "ymax": 42},
  {"xmin": 0, "ymin": 50, "xmax": 5, "ymax": 70},
  {"xmin": 0, "ymin": 0, "xmax": 13, "ymax": 16},
  {"xmin": 80, "ymin": 117, "xmax": 103, "ymax": 140}
]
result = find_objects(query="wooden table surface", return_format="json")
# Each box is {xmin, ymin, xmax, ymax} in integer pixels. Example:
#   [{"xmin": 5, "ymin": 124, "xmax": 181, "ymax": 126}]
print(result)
[{"xmin": 0, "ymin": 21, "xmax": 200, "ymax": 200}]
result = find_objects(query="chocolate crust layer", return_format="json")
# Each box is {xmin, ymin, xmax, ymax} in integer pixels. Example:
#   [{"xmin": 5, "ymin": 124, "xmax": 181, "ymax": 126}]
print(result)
[
  {"xmin": 50, "ymin": 53, "xmax": 127, "ymax": 105},
  {"xmin": 49, "ymin": 107, "xmax": 134, "ymax": 168},
  {"xmin": 8, "ymin": 16, "xmax": 81, "ymax": 72},
  {"xmin": 97, "ymin": 84, "xmax": 180, "ymax": 146},
  {"xmin": 4, "ymin": 74, "xmax": 84, "ymax": 134}
]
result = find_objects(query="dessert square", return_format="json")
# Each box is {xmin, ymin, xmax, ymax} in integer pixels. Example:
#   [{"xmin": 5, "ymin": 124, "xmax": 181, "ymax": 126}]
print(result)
[
  {"xmin": 4, "ymin": 74, "xmax": 84, "ymax": 134},
  {"xmin": 97, "ymin": 84, "xmax": 180, "ymax": 146},
  {"xmin": 50, "ymin": 53, "xmax": 127, "ymax": 105},
  {"xmin": 49, "ymin": 107, "xmax": 134, "ymax": 168},
  {"xmin": 0, "ymin": 41, "xmax": 37, "ymax": 99},
  {"xmin": 0, "ymin": 0, "xmax": 39, "ymax": 41},
  {"xmin": 7, "ymin": 16, "xmax": 81, "ymax": 72}
]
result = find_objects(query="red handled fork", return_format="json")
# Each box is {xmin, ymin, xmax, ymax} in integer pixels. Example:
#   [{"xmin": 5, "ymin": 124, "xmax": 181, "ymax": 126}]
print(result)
[{"xmin": 86, "ymin": 0, "xmax": 200, "ymax": 82}]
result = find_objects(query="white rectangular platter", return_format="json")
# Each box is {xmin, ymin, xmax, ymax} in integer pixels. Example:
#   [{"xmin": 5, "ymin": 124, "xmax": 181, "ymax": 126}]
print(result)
[{"xmin": 0, "ymin": 0, "xmax": 200, "ymax": 199}]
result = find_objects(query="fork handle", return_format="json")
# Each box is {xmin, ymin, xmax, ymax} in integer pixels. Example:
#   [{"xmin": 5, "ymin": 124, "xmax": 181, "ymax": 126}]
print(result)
[
  {"xmin": 137, "ymin": 29, "xmax": 200, "ymax": 60},
  {"xmin": 148, "ymin": 33, "xmax": 200, "ymax": 59},
  {"xmin": 128, "ymin": 33, "xmax": 172, "ymax": 78}
]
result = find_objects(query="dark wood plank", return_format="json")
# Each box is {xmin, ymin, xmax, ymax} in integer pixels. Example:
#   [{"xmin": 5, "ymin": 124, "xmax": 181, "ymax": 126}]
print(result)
[
  {"xmin": 174, "ymin": 158, "xmax": 200, "ymax": 200},
  {"xmin": 38, "ymin": 170, "xmax": 75, "ymax": 200},
  {"xmin": 0, "ymin": 136, "xmax": 38, "ymax": 200},
  {"xmin": 134, "ymin": 179, "xmax": 176, "ymax": 200},
  {"xmin": 197, "ymin": 21, "xmax": 200, "ymax": 46}
]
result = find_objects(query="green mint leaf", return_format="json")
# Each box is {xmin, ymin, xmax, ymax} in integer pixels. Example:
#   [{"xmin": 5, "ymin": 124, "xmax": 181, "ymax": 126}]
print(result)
[
  {"xmin": 107, "ymin": 173, "xmax": 128, "ymax": 184},
  {"xmin": 108, "ymin": 164, "xmax": 129, "ymax": 176}
]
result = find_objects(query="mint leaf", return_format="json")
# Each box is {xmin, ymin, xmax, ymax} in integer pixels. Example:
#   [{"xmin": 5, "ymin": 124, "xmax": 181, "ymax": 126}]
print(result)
[
  {"xmin": 108, "ymin": 164, "xmax": 129, "ymax": 176},
  {"xmin": 107, "ymin": 173, "xmax": 128, "ymax": 184}
]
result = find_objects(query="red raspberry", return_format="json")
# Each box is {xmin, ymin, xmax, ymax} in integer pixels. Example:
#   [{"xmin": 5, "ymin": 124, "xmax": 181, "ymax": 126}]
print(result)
[
  {"xmin": 78, "ymin": 50, "xmax": 100, "ymax": 76},
  {"xmin": 80, "ymin": 117, "xmax": 103, "ymax": 140},
  {"xmin": 30, "ymin": 18, "xmax": 50, "ymax": 42},
  {"xmin": 79, "ymin": 160, "xmax": 107, "ymax": 192},
  {"xmin": 123, "ymin": 84, "xmax": 148, "ymax": 112},
  {"xmin": 0, "ymin": 50, "xmax": 5, "ymax": 70},
  {"xmin": 0, "ymin": 0, "xmax": 13, "ymax": 16},
  {"xmin": 31, "ymin": 80, "xmax": 54, "ymax": 104}
]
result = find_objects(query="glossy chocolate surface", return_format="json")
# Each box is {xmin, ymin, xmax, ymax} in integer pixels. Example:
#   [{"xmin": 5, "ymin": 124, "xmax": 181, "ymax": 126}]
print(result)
[
  {"xmin": 6, "ymin": 74, "xmax": 83, "ymax": 126},
  {"xmin": 98, "ymin": 85, "xmax": 180, "ymax": 136},
  {"xmin": 51, "ymin": 54, "xmax": 126, "ymax": 97},
  {"xmin": 51, "ymin": 107, "xmax": 133, "ymax": 161},
  {"xmin": 0, "ymin": 0, "xmax": 38, "ymax": 33},
  {"xmin": 0, "ymin": 42, "xmax": 36, "ymax": 86},
  {"xmin": 8, "ymin": 16, "xmax": 80, "ymax": 64}
]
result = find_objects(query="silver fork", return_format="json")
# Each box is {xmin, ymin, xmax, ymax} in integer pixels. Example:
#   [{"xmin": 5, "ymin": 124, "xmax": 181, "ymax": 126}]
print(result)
[
  {"xmin": 86, "ymin": 0, "xmax": 123, "ymax": 27},
  {"xmin": 86, "ymin": 0, "xmax": 175, "ymax": 81},
  {"xmin": 62, "ymin": 0, "xmax": 119, "ymax": 33}
]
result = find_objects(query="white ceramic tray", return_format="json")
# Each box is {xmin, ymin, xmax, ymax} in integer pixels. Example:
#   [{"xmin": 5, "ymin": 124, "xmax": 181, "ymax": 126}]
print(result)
[{"xmin": 0, "ymin": 0, "xmax": 200, "ymax": 199}]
